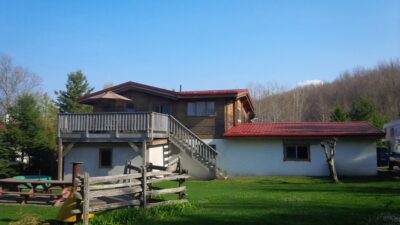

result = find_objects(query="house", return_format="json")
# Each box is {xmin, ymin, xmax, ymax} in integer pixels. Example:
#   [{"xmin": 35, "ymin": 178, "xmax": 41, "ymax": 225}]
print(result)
[
  {"xmin": 58, "ymin": 81, "xmax": 384, "ymax": 179},
  {"xmin": 383, "ymin": 119, "xmax": 400, "ymax": 152}
]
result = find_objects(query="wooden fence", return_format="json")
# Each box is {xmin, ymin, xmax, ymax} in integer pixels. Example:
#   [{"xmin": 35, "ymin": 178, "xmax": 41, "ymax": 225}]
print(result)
[{"xmin": 73, "ymin": 166, "xmax": 189, "ymax": 225}]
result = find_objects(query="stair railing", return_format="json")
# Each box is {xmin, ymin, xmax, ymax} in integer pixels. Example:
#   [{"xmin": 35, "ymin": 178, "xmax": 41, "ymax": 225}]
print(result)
[{"xmin": 168, "ymin": 115, "xmax": 218, "ymax": 166}]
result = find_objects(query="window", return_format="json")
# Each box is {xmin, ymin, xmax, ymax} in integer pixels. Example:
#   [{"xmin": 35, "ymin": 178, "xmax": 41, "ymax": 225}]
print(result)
[
  {"xmin": 103, "ymin": 101, "xmax": 115, "ymax": 111},
  {"xmin": 154, "ymin": 104, "xmax": 172, "ymax": 114},
  {"xmin": 236, "ymin": 108, "xmax": 242, "ymax": 123},
  {"xmin": 126, "ymin": 103, "xmax": 135, "ymax": 112},
  {"xmin": 209, "ymin": 144, "xmax": 217, "ymax": 150},
  {"xmin": 284, "ymin": 144, "xmax": 310, "ymax": 161},
  {"xmin": 99, "ymin": 149, "xmax": 112, "ymax": 167},
  {"xmin": 187, "ymin": 101, "xmax": 215, "ymax": 116}
]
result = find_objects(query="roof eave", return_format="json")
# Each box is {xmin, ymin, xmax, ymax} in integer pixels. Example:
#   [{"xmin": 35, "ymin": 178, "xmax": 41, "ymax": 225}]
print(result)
[{"xmin": 223, "ymin": 133, "xmax": 385, "ymax": 139}]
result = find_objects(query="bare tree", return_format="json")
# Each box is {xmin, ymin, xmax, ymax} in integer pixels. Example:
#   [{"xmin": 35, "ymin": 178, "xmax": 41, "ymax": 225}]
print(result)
[
  {"xmin": 321, "ymin": 138, "xmax": 339, "ymax": 183},
  {"xmin": 247, "ymin": 81, "xmax": 287, "ymax": 122},
  {"xmin": 0, "ymin": 54, "xmax": 41, "ymax": 116},
  {"xmin": 291, "ymin": 87, "xmax": 307, "ymax": 121},
  {"xmin": 103, "ymin": 81, "xmax": 114, "ymax": 89}
]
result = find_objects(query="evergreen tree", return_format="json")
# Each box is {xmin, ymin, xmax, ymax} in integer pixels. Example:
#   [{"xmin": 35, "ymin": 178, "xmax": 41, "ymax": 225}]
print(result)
[
  {"xmin": 349, "ymin": 96, "xmax": 387, "ymax": 128},
  {"xmin": 54, "ymin": 70, "xmax": 94, "ymax": 113},
  {"xmin": 349, "ymin": 97, "xmax": 377, "ymax": 121},
  {"xmin": 0, "ymin": 131, "xmax": 17, "ymax": 178},
  {"xmin": 3, "ymin": 94, "xmax": 55, "ymax": 176},
  {"xmin": 330, "ymin": 102, "xmax": 347, "ymax": 122},
  {"xmin": 39, "ymin": 93, "xmax": 58, "ymax": 150}
]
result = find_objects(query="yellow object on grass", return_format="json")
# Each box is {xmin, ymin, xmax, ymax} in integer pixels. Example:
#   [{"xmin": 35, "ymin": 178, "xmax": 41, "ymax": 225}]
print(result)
[{"xmin": 56, "ymin": 191, "xmax": 94, "ymax": 222}]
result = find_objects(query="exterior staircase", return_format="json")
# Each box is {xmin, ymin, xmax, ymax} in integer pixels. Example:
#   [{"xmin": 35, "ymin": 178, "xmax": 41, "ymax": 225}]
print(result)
[
  {"xmin": 168, "ymin": 115, "xmax": 221, "ymax": 179},
  {"xmin": 58, "ymin": 112, "xmax": 225, "ymax": 179}
]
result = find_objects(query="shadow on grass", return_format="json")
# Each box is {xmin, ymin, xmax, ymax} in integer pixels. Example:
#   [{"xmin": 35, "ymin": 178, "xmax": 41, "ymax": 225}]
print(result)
[
  {"xmin": 0, "ymin": 219, "xmax": 13, "ymax": 224},
  {"xmin": 86, "ymin": 203, "xmax": 400, "ymax": 225}
]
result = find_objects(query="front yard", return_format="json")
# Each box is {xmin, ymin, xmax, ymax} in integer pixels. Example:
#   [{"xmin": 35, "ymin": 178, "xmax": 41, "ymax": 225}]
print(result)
[{"xmin": 1, "ymin": 176, "xmax": 399, "ymax": 225}]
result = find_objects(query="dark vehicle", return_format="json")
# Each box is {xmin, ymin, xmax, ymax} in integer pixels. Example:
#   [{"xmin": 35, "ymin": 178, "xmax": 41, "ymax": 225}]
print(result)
[
  {"xmin": 377, "ymin": 147, "xmax": 389, "ymax": 167},
  {"xmin": 389, "ymin": 149, "xmax": 400, "ymax": 170}
]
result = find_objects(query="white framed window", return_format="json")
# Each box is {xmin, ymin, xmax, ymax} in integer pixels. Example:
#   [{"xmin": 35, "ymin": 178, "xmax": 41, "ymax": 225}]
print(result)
[
  {"xmin": 283, "ymin": 144, "xmax": 310, "ymax": 161},
  {"xmin": 187, "ymin": 101, "xmax": 215, "ymax": 116}
]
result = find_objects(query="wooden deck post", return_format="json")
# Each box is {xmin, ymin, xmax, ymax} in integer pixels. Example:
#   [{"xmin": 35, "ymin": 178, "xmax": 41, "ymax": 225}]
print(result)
[
  {"xmin": 57, "ymin": 138, "xmax": 63, "ymax": 181},
  {"xmin": 142, "ymin": 140, "xmax": 147, "ymax": 167}
]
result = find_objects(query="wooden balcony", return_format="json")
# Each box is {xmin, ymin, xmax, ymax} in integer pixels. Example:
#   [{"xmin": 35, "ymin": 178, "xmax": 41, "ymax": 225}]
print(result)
[{"xmin": 58, "ymin": 112, "xmax": 169, "ymax": 142}]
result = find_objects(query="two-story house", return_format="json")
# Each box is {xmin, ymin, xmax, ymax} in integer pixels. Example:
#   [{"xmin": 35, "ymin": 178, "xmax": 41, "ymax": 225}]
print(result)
[{"xmin": 58, "ymin": 81, "xmax": 384, "ymax": 179}]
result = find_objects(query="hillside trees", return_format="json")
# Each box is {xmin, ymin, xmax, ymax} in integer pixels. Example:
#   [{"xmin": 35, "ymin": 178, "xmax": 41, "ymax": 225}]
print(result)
[
  {"xmin": 250, "ymin": 60, "xmax": 400, "ymax": 123},
  {"xmin": 55, "ymin": 70, "xmax": 94, "ymax": 113}
]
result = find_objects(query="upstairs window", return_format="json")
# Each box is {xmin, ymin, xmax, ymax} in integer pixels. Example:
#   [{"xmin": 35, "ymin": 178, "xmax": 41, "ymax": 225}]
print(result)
[
  {"xmin": 187, "ymin": 101, "xmax": 215, "ymax": 116},
  {"xmin": 284, "ymin": 144, "xmax": 310, "ymax": 161},
  {"xmin": 99, "ymin": 148, "xmax": 112, "ymax": 168},
  {"xmin": 154, "ymin": 104, "xmax": 172, "ymax": 114},
  {"xmin": 126, "ymin": 103, "xmax": 135, "ymax": 112}
]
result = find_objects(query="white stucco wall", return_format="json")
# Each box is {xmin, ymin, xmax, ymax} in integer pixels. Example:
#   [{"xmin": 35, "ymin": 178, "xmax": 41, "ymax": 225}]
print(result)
[
  {"xmin": 63, "ymin": 143, "xmax": 140, "ymax": 180},
  {"xmin": 148, "ymin": 146, "xmax": 165, "ymax": 167},
  {"xmin": 63, "ymin": 143, "xmax": 165, "ymax": 179},
  {"xmin": 64, "ymin": 138, "xmax": 377, "ymax": 179},
  {"xmin": 203, "ymin": 138, "xmax": 377, "ymax": 176}
]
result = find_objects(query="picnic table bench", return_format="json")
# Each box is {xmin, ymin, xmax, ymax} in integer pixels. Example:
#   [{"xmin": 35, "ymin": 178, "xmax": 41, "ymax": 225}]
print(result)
[{"xmin": 0, "ymin": 178, "xmax": 72, "ymax": 206}]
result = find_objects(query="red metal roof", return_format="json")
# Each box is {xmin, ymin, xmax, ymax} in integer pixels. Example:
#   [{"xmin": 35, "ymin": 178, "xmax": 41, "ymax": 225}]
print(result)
[
  {"xmin": 179, "ymin": 89, "xmax": 249, "ymax": 96},
  {"xmin": 223, "ymin": 122, "xmax": 385, "ymax": 138},
  {"xmin": 78, "ymin": 81, "xmax": 255, "ymax": 110}
]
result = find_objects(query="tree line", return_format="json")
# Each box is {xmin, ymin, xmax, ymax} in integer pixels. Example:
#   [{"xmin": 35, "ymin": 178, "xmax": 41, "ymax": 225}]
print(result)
[
  {"xmin": 249, "ymin": 60, "xmax": 400, "ymax": 128},
  {"xmin": 0, "ymin": 54, "xmax": 94, "ymax": 178}
]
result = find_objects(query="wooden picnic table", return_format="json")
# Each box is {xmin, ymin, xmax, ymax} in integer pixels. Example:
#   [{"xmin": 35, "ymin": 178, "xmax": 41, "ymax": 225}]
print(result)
[{"xmin": 0, "ymin": 178, "xmax": 72, "ymax": 206}]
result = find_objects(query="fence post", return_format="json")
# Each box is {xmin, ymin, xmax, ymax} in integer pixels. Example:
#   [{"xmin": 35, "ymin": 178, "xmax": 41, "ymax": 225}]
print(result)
[
  {"xmin": 141, "ymin": 166, "xmax": 147, "ymax": 208},
  {"xmin": 178, "ymin": 158, "xmax": 184, "ymax": 200},
  {"xmin": 83, "ymin": 172, "xmax": 90, "ymax": 225}
]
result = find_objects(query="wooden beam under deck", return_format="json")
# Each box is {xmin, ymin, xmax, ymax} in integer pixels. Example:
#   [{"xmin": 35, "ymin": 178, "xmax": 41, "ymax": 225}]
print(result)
[{"xmin": 148, "ymin": 139, "xmax": 169, "ymax": 146}]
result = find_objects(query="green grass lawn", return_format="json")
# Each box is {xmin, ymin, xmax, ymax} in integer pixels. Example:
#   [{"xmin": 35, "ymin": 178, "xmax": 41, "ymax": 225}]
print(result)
[{"xmin": 1, "ymin": 176, "xmax": 399, "ymax": 225}]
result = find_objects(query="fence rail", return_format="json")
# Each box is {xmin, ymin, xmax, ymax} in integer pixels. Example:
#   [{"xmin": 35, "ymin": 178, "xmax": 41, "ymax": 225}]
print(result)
[{"xmin": 75, "ymin": 164, "xmax": 189, "ymax": 225}]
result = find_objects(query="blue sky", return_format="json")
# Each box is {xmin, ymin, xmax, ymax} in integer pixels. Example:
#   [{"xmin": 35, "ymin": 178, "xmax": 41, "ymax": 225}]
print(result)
[{"xmin": 0, "ymin": 1, "xmax": 399, "ymax": 97}]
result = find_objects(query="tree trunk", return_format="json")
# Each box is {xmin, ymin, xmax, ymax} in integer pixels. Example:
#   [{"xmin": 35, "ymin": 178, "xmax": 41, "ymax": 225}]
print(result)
[
  {"xmin": 321, "ymin": 138, "xmax": 339, "ymax": 183},
  {"xmin": 327, "ymin": 158, "xmax": 339, "ymax": 183}
]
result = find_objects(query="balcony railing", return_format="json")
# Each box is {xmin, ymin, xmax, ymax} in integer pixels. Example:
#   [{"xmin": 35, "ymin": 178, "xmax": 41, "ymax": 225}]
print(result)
[
  {"xmin": 58, "ymin": 112, "xmax": 169, "ymax": 140},
  {"xmin": 58, "ymin": 111, "xmax": 218, "ymax": 170}
]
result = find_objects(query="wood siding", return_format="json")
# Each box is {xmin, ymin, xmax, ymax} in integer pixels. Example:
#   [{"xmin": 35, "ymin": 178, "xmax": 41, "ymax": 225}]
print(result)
[
  {"xmin": 93, "ymin": 90, "xmax": 175, "ymax": 113},
  {"xmin": 90, "ymin": 89, "xmax": 252, "ymax": 139},
  {"xmin": 173, "ymin": 99, "xmax": 226, "ymax": 139},
  {"xmin": 224, "ymin": 99, "xmax": 251, "ymax": 131}
]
